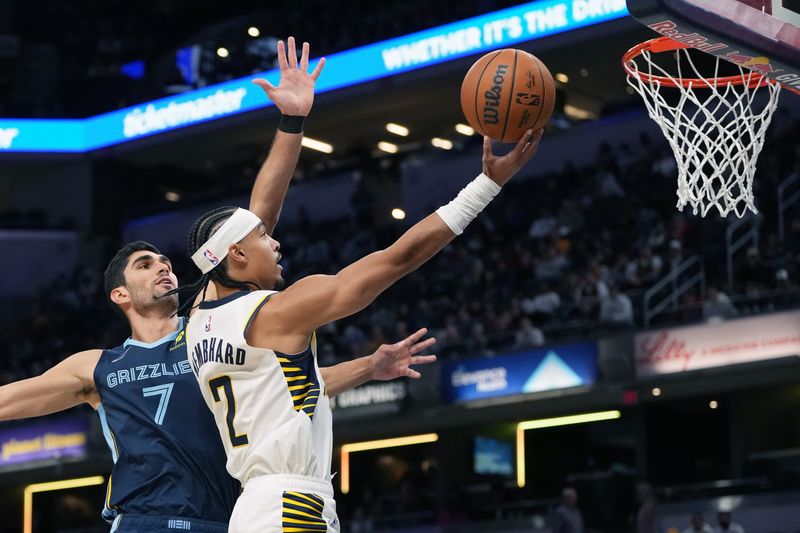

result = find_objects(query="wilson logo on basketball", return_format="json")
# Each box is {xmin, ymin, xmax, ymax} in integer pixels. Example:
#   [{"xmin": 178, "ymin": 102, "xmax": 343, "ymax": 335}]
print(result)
[{"xmin": 483, "ymin": 63, "xmax": 509, "ymax": 125}]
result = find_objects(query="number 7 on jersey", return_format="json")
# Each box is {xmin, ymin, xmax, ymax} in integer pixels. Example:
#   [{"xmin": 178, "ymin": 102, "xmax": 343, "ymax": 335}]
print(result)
[{"xmin": 209, "ymin": 375, "xmax": 249, "ymax": 447}]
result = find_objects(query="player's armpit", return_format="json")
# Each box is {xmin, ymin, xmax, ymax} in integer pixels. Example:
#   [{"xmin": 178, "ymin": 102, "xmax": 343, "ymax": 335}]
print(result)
[{"xmin": 0, "ymin": 349, "xmax": 102, "ymax": 421}]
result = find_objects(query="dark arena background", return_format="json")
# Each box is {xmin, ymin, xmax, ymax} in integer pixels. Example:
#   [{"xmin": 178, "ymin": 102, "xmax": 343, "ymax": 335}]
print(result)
[{"xmin": 1, "ymin": 0, "xmax": 799, "ymax": 532}]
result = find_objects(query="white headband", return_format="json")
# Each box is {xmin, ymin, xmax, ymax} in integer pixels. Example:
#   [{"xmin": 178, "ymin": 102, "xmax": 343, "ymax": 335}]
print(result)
[{"xmin": 191, "ymin": 208, "xmax": 262, "ymax": 274}]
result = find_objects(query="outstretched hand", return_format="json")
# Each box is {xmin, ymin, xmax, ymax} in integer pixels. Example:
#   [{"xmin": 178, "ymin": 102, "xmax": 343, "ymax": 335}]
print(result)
[
  {"xmin": 253, "ymin": 36, "xmax": 326, "ymax": 117},
  {"xmin": 482, "ymin": 128, "xmax": 544, "ymax": 186},
  {"xmin": 370, "ymin": 328, "xmax": 437, "ymax": 381}
]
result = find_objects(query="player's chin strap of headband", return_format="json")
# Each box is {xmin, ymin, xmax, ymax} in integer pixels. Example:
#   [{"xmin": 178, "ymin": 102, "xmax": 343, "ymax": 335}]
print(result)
[{"xmin": 191, "ymin": 208, "xmax": 262, "ymax": 274}]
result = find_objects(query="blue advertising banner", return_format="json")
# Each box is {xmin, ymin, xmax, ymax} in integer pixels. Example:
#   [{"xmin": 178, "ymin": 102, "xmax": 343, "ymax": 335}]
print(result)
[
  {"xmin": 0, "ymin": 416, "xmax": 89, "ymax": 467},
  {"xmin": 443, "ymin": 342, "xmax": 598, "ymax": 403},
  {"xmin": 0, "ymin": 0, "xmax": 627, "ymax": 153}
]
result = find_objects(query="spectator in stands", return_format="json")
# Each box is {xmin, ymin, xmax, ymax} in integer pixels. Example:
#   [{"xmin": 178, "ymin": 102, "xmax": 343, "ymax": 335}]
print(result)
[
  {"xmin": 774, "ymin": 269, "xmax": 800, "ymax": 309},
  {"xmin": 521, "ymin": 282, "xmax": 561, "ymax": 323},
  {"xmin": 514, "ymin": 316, "xmax": 545, "ymax": 349},
  {"xmin": 702, "ymin": 286, "xmax": 738, "ymax": 322},
  {"xmin": 599, "ymin": 284, "xmax": 634, "ymax": 327},
  {"xmin": 626, "ymin": 246, "xmax": 664, "ymax": 288},
  {"xmin": 735, "ymin": 247, "xmax": 773, "ymax": 294},
  {"xmin": 557, "ymin": 198, "xmax": 584, "ymax": 236},
  {"xmin": 716, "ymin": 511, "xmax": 745, "ymax": 533},
  {"xmin": 535, "ymin": 244, "xmax": 569, "ymax": 281},
  {"xmin": 551, "ymin": 487, "xmax": 584, "ymax": 533},
  {"xmin": 667, "ymin": 239, "xmax": 684, "ymax": 273},
  {"xmin": 596, "ymin": 166, "xmax": 626, "ymax": 198},
  {"xmin": 762, "ymin": 233, "xmax": 792, "ymax": 274},
  {"xmin": 529, "ymin": 207, "xmax": 558, "ymax": 239},
  {"xmin": 634, "ymin": 482, "xmax": 656, "ymax": 533},
  {"xmin": 683, "ymin": 511, "xmax": 714, "ymax": 533}
]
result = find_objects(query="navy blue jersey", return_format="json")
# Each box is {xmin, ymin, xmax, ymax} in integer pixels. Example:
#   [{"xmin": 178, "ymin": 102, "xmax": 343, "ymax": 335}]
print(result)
[{"xmin": 93, "ymin": 319, "xmax": 239, "ymax": 523}]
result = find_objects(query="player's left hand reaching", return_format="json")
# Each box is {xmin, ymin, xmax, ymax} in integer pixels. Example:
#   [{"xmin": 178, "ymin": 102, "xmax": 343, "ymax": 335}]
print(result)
[
  {"xmin": 370, "ymin": 328, "xmax": 437, "ymax": 381},
  {"xmin": 253, "ymin": 36, "xmax": 325, "ymax": 117}
]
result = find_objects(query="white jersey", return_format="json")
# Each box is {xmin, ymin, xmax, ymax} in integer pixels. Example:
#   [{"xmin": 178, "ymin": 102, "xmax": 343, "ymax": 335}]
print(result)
[{"xmin": 186, "ymin": 290, "xmax": 333, "ymax": 486}]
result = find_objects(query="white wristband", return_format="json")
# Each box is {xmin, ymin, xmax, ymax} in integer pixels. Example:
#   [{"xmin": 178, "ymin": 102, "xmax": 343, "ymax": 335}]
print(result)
[{"xmin": 435, "ymin": 173, "xmax": 501, "ymax": 235}]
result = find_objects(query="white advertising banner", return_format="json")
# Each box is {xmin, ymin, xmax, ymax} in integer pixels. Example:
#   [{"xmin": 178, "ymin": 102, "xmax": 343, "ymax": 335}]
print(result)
[{"xmin": 635, "ymin": 310, "xmax": 800, "ymax": 377}]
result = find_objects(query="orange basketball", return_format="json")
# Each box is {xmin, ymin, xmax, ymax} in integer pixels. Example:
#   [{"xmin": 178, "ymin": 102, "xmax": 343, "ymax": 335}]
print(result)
[{"xmin": 460, "ymin": 49, "xmax": 555, "ymax": 143}]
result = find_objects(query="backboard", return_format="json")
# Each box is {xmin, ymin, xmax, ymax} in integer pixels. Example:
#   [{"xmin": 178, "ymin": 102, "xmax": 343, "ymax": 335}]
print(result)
[{"xmin": 626, "ymin": 0, "xmax": 800, "ymax": 93}]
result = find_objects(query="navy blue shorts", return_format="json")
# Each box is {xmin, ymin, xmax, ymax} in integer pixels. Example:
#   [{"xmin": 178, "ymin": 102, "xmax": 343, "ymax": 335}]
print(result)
[{"xmin": 111, "ymin": 514, "xmax": 228, "ymax": 533}]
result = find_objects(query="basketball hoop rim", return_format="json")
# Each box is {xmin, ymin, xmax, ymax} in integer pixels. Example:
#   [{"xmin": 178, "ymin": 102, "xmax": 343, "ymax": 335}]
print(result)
[{"xmin": 622, "ymin": 36, "xmax": 770, "ymax": 89}]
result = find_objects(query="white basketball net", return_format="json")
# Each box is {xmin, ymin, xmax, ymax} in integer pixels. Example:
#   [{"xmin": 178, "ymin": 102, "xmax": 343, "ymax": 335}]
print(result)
[{"xmin": 626, "ymin": 47, "xmax": 782, "ymax": 217}]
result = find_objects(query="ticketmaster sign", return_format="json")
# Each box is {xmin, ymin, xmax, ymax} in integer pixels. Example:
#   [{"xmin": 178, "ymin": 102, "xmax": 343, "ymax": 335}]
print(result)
[
  {"xmin": 0, "ymin": 0, "xmax": 627, "ymax": 152},
  {"xmin": 442, "ymin": 342, "xmax": 598, "ymax": 403}
]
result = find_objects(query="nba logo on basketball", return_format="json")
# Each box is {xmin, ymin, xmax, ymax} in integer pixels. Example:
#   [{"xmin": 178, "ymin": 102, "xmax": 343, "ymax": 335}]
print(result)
[
  {"xmin": 204, "ymin": 315, "xmax": 212, "ymax": 332},
  {"xmin": 203, "ymin": 249, "xmax": 220, "ymax": 266}
]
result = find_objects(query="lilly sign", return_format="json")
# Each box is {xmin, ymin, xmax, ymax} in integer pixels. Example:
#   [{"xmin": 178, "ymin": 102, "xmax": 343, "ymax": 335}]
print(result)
[
  {"xmin": 635, "ymin": 310, "xmax": 800, "ymax": 377},
  {"xmin": 442, "ymin": 342, "xmax": 598, "ymax": 403},
  {"xmin": 0, "ymin": 0, "xmax": 627, "ymax": 153}
]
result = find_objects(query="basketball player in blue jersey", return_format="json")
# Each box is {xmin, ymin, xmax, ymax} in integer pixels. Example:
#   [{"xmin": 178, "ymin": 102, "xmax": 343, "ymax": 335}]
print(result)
[
  {"xmin": 0, "ymin": 37, "xmax": 436, "ymax": 533},
  {"xmin": 179, "ymin": 127, "xmax": 543, "ymax": 532}
]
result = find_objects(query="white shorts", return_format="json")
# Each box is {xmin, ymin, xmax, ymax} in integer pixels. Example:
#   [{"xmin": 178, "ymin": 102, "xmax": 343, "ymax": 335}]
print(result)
[{"xmin": 229, "ymin": 474, "xmax": 340, "ymax": 533}]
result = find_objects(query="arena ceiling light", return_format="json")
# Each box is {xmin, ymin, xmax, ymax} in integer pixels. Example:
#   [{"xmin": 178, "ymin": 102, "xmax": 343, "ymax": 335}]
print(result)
[
  {"xmin": 431, "ymin": 137, "xmax": 453, "ymax": 150},
  {"xmin": 216, "ymin": 47, "xmax": 229, "ymax": 58},
  {"xmin": 340, "ymin": 433, "xmax": 438, "ymax": 494},
  {"xmin": 564, "ymin": 104, "xmax": 594, "ymax": 120},
  {"xmin": 516, "ymin": 410, "xmax": 620, "ymax": 487},
  {"xmin": 301, "ymin": 136, "xmax": 333, "ymax": 153},
  {"xmin": 385, "ymin": 123, "xmax": 410, "ymax": 137},
  {"xmin": 247, "ymin": 26, "xmax": 260, "ymax": 37},
  {"xmin": 455, "ymin": 123, "xmax": 476, "ymax": 136},
  {"xmin": 377, "ymin": 141, "xmax": 398, "ymax": 154},
  {"xmin": 165, "ymin": 191, "xmax": 181, "ymax": 202},
  {"xmin": 391, "ymin": 208, "xmax": 406, "ymax": 220},
  {"xmin": 555, "ymin": 72, "xmax": 569, "ymax": 83},
  {"xmin": 24, "ymin": 476, "xmax": 105, "ymax": 533}
]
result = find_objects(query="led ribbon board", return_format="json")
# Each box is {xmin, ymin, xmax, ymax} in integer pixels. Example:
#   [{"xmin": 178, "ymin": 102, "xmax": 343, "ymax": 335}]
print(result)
[{"xmin": 0, "ymin": 0, "xmax": 627, "ymax": 153}]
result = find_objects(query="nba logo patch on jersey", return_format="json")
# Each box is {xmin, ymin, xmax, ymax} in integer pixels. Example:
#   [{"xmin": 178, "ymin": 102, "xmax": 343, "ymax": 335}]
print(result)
[
  {"xmin": 203, "ymin": 249, "xmax": 220, "ymax": 266},
  {"xmin": 204, "ymin": 315, "xmax": 212, "ymax": 332}
]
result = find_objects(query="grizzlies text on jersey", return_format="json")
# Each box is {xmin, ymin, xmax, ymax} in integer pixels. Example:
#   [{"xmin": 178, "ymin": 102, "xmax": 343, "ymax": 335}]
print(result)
[{"xmin": 93, "ymin": 318, "xmax": 240, "ymax": 524}]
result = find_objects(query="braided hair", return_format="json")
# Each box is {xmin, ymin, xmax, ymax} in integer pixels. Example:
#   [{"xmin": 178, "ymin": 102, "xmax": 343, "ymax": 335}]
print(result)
[{"xmin": 163, "ymin": 206, "xmax": 261, "ymax": 317}]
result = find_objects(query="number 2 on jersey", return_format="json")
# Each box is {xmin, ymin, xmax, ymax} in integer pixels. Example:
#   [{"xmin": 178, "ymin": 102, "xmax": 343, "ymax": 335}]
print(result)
[{"xmin": 209, "ymin": 375, "xmax": 249, "ymax": 447}]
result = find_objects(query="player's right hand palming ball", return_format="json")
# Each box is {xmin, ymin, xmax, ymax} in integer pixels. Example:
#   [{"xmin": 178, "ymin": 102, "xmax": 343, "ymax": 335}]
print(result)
[{"xmin": 461, "ymin": 48, "xmax": 555, "ymax": 143}]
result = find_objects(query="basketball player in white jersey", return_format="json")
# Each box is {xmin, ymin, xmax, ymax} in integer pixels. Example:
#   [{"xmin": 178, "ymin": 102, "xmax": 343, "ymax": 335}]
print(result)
[
  {"xmin": 0, "ymin": 38, "xmax": 436, "ymax": 532},
  {"xmin": 180, "ymin": 127, "xmax": 544, "ymax": 532}
]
